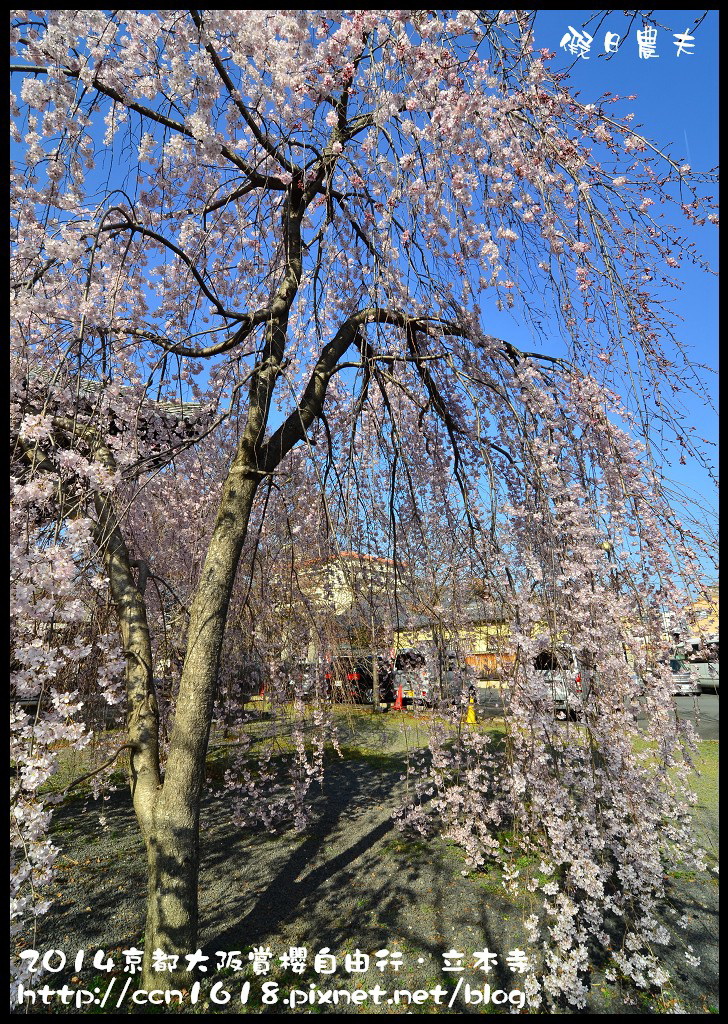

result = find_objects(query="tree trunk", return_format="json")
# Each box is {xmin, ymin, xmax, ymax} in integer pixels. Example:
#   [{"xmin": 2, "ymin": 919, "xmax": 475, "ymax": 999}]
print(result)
[
  {"xmin": 141, "ymin": 796, "xmax": 201, "ymax": 986},
  {"xmin": 140, "ymin": 461, "xmax": 260, "ymax": 987},
  {"xmin": 93, "ymin": 490, "xmax": 161, "ymax": 832}
]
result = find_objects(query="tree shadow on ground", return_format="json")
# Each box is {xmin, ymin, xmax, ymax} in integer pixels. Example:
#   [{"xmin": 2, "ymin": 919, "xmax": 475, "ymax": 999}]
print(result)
[
  {"xmin": 199, "ymin": 757, "xmax": 516, "ymax": 1009},
  {"xmin": 27, "ymin": 747, "xmax": 718, "ymax": 1014}
]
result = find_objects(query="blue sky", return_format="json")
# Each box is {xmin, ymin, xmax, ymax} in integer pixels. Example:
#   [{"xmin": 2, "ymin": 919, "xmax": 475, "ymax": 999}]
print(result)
[
  {"xmin": 492, "ymin": 11, "xmax": 719, "ymax": 570},
  {"xmin": 553, "ymin": 10, "xmax": 718, "ymax": 565}
]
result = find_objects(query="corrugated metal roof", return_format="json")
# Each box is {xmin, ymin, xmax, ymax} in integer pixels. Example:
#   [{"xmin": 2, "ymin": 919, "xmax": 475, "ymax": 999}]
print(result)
[{"xmin": 24, "ymin": 368, "xmax": 206, "ymax": 420}]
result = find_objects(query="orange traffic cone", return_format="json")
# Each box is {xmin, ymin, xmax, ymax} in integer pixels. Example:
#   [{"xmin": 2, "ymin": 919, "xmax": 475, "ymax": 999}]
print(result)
[
  {"xmin": 393, "ymin": 684, "xmax": 404, "ymax": 710},
  {"xmin": 465, "ymin": 695, "xmax": 477, "ymax": 725}
]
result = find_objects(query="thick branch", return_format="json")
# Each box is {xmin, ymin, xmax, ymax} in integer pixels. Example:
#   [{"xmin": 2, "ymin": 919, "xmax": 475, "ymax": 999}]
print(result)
[
  {"xmin": 259, "ymin": 309, "xmax": 470, "ymax": 471},
  {"xmin": 99, "ymin": 214, "xmax": 242, "ymax": 321}
]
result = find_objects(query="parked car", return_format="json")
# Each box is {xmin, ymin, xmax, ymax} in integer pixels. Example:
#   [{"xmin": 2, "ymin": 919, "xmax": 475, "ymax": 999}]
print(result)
[
  {"xmin": 326, "ymin": 658, "xmax": 376, "ymax": 704},
  {"xmin": 418, "ymin": 652, "xmax": 472, "ymax": 707},
  {"xmin": 390, "ymin": 649, "xmax": 430, "ymax": 705},
  {"xmin": 669, "ymin": 658, "xmax": 701, "ymax": 697},
  {"xmin": 532, "ymin": 646, "xmax": 592, "ymax": 719},
  {"xmin": 344, "ymin": 661, "xmax": 375, "ymax": 704},
  {"xmin": 387, "ymin": 650, "xmax": 468, "ymax": 707},
  {"xmin": 695, "ymin": 659, "xmax": 719, "ymax": 695}
]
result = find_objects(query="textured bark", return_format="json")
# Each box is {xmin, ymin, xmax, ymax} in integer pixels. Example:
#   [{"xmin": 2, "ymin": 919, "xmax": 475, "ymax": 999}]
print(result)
[
  {"xmin": 139, "ymin": 460, "xmax": 260, "ymax": 986},
  {"xmin": 142, "ymin": 800, "xmax": 201, "ymax": 987},
  {"xmin": 93, "ymin": 482, "xmax": 161, "ymax": 833}
]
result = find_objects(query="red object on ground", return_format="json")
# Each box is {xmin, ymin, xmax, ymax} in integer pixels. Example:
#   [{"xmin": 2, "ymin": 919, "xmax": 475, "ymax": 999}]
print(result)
[{"xmin": 393, "ymin": 684, "xmax": 404, "ymax": 710}]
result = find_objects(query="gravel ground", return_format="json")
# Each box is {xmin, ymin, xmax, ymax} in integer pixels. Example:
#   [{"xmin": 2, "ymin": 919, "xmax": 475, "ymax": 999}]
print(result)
[{"xmin": 16, "ymin": 725, "xmax": 718, "ymax": 1015}]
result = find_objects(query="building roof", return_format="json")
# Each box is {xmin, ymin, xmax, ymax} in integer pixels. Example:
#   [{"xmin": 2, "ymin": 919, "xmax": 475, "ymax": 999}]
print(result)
[
  {"xmin": 395, "ymin": 597, "xmax": 509, "ymax": 631},
  {"xmin": 26, "ymin": 368, "xmax": 205, "ymax": 414},
  {"xmin": 297, "ymin": 551, "xmax": 405, "ymax": 571}
]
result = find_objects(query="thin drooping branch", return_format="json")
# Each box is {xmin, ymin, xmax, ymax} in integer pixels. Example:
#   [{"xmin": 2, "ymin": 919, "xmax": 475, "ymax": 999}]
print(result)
[
  {"xmin": 63, "ymin": 743, "xmax": 135, "ymax": 794},
  {"xmin": 10, "ymin": 60, "xmax": 288, "ymax": 186},
  {"xmin": 189, "ymin": 9, "xmax": 302, "ymax": 178},
  {"xmin": 260, "ymin": 310, "xmax": 471, "ymax": 471},
  {"xmin": 99, "ymin": 215, "xmax": 246, "ymax": 321}
]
